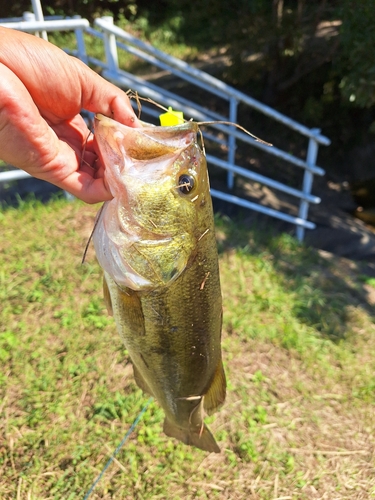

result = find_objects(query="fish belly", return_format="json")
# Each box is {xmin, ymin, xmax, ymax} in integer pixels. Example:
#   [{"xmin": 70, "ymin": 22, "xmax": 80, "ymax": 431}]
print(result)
[{"xmin": 104, "ymin": 231, "xmax": 226, "ymax": 453}]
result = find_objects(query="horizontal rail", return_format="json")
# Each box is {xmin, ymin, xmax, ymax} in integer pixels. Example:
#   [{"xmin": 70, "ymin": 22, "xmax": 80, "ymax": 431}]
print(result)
[
  {"xmin": 101, "ymin": 69, "xmax": 227, "ymax": 122},
  {"xmin": 0, "ymin": 18, "xmax": 89, "ymax": 31},
  {"xmin": 0, "ymin": 168, "xmax": 74, "ymax": 201},
  {"xmin": 210, "ymin": 189, "xmax": 316, "ymax": 229},
  {"xmin": 94, "ymin": 17, "xmax": 330, "ymax": 146},
  {"xmin": 208, "ymin": 124, "xmax": 325, "ymax": 175},
  {"xmin": 0, "ymin": 170, "xmax": 31, "ymax": 182},
  {"xmin": 85, "ymin": 26, "xmax": 231, "ymax": 101},
  {"xmin": 206, "ymin": 155, "xmax": 321, "ymax": 203},
  {"xmin": 0, "ymin": 16, "xmax": 26, "ymax": 22},
  {"xmin": 102, "ymin": 69, "xmax": 325, "ymax": 176},
  {"xmin": 115, "ymin": 42, "xmax": 231, "ymax": 101},
  {"xmin": 0, "ymin": 15, "xmax": 64, "ymax": 23},
  {"xmin": 0, "ymin": 12, "xmax": 329, "ymax": 240},
  {"xmin": 0, "ymin": 166, "xmax": 315, "ymax": 229}
]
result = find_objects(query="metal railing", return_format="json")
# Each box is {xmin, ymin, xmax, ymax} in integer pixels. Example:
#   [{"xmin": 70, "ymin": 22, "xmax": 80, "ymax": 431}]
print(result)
[{"xmin": 0, "ymin": 5, "xmax": 331, "ymax": 241}]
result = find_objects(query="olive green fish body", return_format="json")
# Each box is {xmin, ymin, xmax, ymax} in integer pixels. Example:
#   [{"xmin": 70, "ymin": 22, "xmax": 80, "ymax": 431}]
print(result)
[{"xmin": 93, "ymin": 115, "xmax": 226, "ymax": 452}]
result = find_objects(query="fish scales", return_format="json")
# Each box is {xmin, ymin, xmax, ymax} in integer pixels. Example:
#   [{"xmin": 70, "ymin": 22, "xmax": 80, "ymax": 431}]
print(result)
[{"xmin": 93, "ymin": 114, "xmax": 226, "ymax": 452}]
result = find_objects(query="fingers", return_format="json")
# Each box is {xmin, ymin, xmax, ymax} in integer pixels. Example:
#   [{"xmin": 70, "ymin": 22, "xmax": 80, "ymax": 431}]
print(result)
[
  {"xmin": 49, "ymin": 168, "xmax": 113, "ymax": 204},
  {"xmin": 0, "ymin": 63, "xmax": 58, "ymax": 172},
  {"xmin": 74, "ymin": 58, "xmax": 142, "ymax": 127},
  {"xmin": 0, "ymin": 63, "xmax": 108, "ymax": 203},
  {"xmin": 0, "ymin": 28, "xmax": 78, "ymax": 121},
  {"xmin": 0, "ymin": 27, "xmax": 141, "ymax": 203},
  {"xmin": 0, "ymin": 27, "xmax": 141, "ymax": 129}
]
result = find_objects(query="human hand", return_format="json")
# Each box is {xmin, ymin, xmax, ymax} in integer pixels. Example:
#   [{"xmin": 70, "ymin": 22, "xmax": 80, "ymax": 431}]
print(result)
[{"xmin": 0, "ymin": 27, "xmax": 140, "ymax": 203}]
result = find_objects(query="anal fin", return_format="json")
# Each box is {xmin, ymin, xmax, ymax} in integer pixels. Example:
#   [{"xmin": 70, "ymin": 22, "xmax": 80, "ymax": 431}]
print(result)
[
  {"xmin": 203, "ymin": 359, "xmax": 226, "ymax": 416},
  {"xmin": 163, "ymin": 418, "xmax": 220, "ymax": 453}
]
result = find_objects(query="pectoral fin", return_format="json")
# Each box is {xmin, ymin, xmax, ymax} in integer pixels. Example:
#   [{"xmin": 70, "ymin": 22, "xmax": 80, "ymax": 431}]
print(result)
[
  {"xmin": 203, "ymin": 359, "xmax": 226, "ymax": 416},
  {"xmin": 163, "ymin": 418, "xmax": 220, "ymax": 453},
  {"xmin": 117, "ymin": 287, "xmax": 146, "ymax": 337}
]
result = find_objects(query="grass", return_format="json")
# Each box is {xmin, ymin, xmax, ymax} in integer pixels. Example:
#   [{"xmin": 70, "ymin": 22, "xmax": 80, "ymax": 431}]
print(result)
[
  {"xmin": 1, "ymin": 198, "xmax": 375, "ymax": 499},
  {"xmin": 47, "ymin": 14, "xmax": 199, "ymax": 79}
]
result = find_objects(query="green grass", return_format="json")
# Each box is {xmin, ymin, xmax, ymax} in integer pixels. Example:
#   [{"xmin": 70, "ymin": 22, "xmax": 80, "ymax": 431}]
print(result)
[
  {"xmin": 1, "ymin": 199, "xmax": 375, "ymax": 499},
  {"xmin": 48, "ymin": 15, "xmax": 198, "ymax": 79}
]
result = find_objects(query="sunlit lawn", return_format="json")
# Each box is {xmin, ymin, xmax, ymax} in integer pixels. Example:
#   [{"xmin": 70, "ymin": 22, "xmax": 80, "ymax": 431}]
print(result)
[{"xmin": 1, "ymin": 198, "xmax": 375, "ymax": 499}]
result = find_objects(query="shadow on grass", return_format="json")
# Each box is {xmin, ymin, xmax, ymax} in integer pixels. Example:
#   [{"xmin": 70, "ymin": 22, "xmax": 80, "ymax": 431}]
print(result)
[
  {"xmin": 214, "ymin": 204, "xmax": 375, "ymax": 345},
  {"xmin": 0, "ymin": 177, "xmax": 64, "ymax": 210}
]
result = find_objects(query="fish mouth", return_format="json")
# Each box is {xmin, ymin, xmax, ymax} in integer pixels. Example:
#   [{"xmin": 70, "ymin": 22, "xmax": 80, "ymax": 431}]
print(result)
[
  {"xmin": 95, "ymin": 113, "xmax": 198, "ymax": 161},
  {"xmin": 94, "ymin": 114, "xmax": 199, "ymax": 195}
]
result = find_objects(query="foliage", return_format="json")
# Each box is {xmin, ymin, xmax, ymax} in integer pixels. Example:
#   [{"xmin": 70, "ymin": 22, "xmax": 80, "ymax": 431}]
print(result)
[
  {"xmin": 338, "ymin": 0, "xmax": 375, "ymax": 108},
  {"xmin": 0, "ymin": 0, "xmax": 136, "ymax": 21},
  {"xmin": 4, "ymin": 0, "xmax": 375, "ymax": 111},
  {"xmin": 3, "ymin": 0, "xmax": 375, "ymax": 168},
  {"xmin": 1, "ymin": 198, "xmax": 375, "ymax": 498}
]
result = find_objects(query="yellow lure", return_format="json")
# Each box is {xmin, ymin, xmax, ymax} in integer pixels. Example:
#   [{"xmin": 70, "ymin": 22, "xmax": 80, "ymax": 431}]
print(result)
[{"xmin": 159, "ymin": 107, "xmax": 184, "ymax": 126}]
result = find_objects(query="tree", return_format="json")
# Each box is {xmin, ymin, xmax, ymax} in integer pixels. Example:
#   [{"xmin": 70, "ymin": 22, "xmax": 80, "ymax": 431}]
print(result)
[{"xmin": 338, "ymin": 0, "xmax": 375, "ymax": 108}]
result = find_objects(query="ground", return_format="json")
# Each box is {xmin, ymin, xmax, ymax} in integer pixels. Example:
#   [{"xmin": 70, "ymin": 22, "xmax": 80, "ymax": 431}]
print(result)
[{"xmin": 1, "ymin": 199, "xmax": 375, "ymax": 499}]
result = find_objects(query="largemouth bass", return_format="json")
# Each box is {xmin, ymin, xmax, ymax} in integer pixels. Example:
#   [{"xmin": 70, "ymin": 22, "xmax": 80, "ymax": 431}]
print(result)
[{"xmin": 93, "ymin": 114, "xmax": 226, "ymax": 453}]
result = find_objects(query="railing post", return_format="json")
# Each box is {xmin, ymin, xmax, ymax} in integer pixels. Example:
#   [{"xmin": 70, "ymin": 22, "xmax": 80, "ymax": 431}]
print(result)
[
  {"xmin": 23, "ymin": 11, "xmax": 38, "ymax": 36},
  {"xmin": 227, "ymin": 97, "xmax": 238, "ymax": 189},
  {"xmin": 73, "ymin": 15, "xmax": 88, "ymax": 65},
  {"xmin": 101, "ymin": 16, "xmax": 119, "ymax": 72},
  {"xmin": 296, "ymin": 130, "xmax": 320, "ymax": 242},
  {"xmin": 30, "ymin": 0, "xmax": 48, "ymax": 40}
]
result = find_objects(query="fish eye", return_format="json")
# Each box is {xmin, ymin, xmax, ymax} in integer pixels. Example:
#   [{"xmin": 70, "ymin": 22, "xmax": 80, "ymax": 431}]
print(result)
[{"xmin": 178, "ymin": 174, "xmax": 195, "ymax": 194}]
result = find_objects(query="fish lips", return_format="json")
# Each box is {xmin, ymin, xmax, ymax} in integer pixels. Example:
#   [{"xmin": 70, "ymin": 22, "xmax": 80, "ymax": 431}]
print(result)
[
  {"xmin": 93, "ymin": 113, "xmax": 200, "ymax": 198},
  {"xmin": 94, "ymin": 113, "xmax": 198, "ymax": 160}
]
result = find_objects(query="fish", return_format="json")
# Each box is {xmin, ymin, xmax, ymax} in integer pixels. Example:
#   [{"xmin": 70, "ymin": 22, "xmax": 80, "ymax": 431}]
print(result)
[{"xmin": 92, "ymin": 114, "xmax": 226, "ymax": 453}]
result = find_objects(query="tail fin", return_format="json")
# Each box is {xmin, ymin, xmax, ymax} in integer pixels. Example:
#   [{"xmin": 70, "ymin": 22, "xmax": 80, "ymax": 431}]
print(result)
[{"xmin": 163, "ymin": 418, "xmax": 220, "ymax": 453}]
